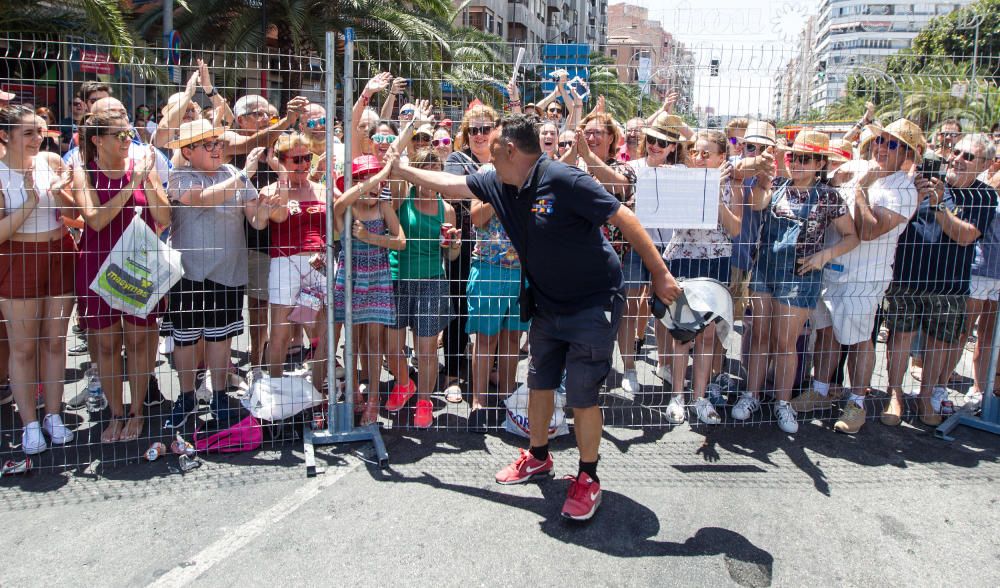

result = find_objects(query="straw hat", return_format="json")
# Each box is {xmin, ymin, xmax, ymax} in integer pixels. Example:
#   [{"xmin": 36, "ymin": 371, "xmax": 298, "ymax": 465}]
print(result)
[
  {"xmin": 743, "ymin": 120, "xmax": 777, "ymax": 146},
  {"xmin": 335, "ymin": 154, "xmax": 383, "ymax": 192},
  {"xmin": 858, "ymin": 127, "xmax": 874, "ymax": 152},
  {"xmin": 827, "ymin": 138, "xmax": 853, "ymax": 163},
  {"xmin": 166, "ymin": 119, "xmax": 225, "ymax": 149},
  {"xmin": 865, "ymin": 118, "xmax": 926, "ymax": 155},
  {"xmin": 643, "ymin": 112, "xmax": 689, "ymax": 143},
  {"xmin": 789, "ymin": 129, "xmax": 830, "ymax": 155}
]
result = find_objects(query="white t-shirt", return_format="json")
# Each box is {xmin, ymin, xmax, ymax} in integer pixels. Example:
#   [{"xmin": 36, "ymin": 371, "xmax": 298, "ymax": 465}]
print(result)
[{"xmin": 825, "ymin": 169, "xmax": 918, "ymax": 283}]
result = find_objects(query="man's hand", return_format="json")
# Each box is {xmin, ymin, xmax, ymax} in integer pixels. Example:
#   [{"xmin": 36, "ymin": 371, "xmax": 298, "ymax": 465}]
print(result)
[
  {"xmin": 184, "ymin": 71, "xmax": 199, "ymax": 98},
  {"xmin": 364, "ymin": 72, "xmax": 392, "ymax": 97},
  {"xmin": 284, "ymin": 96, "xmax": 309, "ymax": 125},
  {"xmin": 390, "ymin": 76, "xmax": 407, "ymax": 96},
  {"xmin": 915, "ymin": 176, "xmax": 945, "ymax": 207},
  {"xmin": 197, "ymin": 59, "xmax": 214, "ymax": 95},
  {"xmin": 651, "ymin": 270, "xmax": 682, "ymax": 306}
]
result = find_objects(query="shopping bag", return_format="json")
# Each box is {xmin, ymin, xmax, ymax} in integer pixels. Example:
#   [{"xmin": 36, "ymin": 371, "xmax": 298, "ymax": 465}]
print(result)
[
  {"xmin": 288, "ymin": 286, "xmax": 325, "ymax": 324},
  {"xmin": 504, "ymin": 381, "xmax": 569, "ymax": 439},
  {"xmin": 194, "ymin": 414, "xmax": 263, "ymax": 453},
  {"xmin": 242, "ymin": 374, "xmax": 324, "ymax": 422},
  {"xmin": 89, "ymin": 208, "xmax": 183, "ymax": 318}
]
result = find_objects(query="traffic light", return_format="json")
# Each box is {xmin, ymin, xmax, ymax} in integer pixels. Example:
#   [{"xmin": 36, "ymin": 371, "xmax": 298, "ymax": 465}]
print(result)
[
  {"xmin": 710, "ymin": 59, "xmax": 719, "ymax": 77},
  {"xmin": 817, "ymin": 60, "xmax": 827, "ymax": 81}
]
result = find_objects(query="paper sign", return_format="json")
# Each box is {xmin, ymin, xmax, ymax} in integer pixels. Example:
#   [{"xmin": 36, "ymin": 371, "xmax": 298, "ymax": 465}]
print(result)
[{"xmin": 633, "ymin": 166, "xmax": 720, "ymax": 229}]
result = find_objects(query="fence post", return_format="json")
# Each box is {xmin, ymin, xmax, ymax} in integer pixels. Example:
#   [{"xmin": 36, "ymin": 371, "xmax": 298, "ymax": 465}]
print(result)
[
  {"xmin": 936, "ymin": 305, "xmax": 1000, "ymax": 440},
  {"xmin": 302, "ymin": 29, "xmax": 389, "ymax": 475}
]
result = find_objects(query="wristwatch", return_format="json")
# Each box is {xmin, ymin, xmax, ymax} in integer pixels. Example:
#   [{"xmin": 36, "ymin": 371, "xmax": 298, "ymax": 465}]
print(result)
[
  {"xmin": 935, "ymin": 202, "xmax": 948, "ymax": 213},
  {"xmin": 206, "ymin": 87, "xmax": 218, "ymax": 98}
]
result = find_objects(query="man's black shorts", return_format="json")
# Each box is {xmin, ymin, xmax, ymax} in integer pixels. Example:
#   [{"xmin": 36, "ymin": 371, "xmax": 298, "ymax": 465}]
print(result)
[
  {"xmin": 526, "ymin": 294, "xmax": 624, "ymax": 408},
  {"xmin": 168, "ymin": 277, "xmax": 246, "ymax": 346}
]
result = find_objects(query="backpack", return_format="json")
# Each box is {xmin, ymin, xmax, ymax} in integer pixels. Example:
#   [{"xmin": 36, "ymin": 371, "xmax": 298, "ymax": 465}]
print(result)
[{"xmin": 193, "ymin": 414, "xmax": 264, "ymax": 453}]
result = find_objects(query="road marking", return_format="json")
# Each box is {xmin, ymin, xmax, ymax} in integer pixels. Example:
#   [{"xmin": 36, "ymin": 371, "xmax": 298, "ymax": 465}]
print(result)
[{"xmin": 147, "ymin": 458, "xmax": 361, "ymax": 588}]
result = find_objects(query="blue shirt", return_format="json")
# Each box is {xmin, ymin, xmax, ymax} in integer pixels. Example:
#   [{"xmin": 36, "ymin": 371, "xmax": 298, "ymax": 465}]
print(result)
[
  {"xmin": 972, "ymin": 199, "xmax": 1000, "ymax": 279},
  {"xmin": 465, "ymin": 155, "xmax": 623, "ymax": 314},
  {"xmin": 731, "ymin": 176, "xmax": 762, "ymax": 271}
]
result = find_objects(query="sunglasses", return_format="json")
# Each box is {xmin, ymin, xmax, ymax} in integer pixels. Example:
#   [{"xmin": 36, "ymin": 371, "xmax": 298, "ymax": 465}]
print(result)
[
  {"xmin": 558, "ymin": 140, "xmax": 575, "ymax": 148},
  {"xmin": 645, "ymin": 135, "xmax": 668, "ymax": 149},
  {"xmin": 246, "ymin": 110, "xmax": 269, "ymax": 119},
  {"xmin": 104, "ymin": 129, "xmax": 136, "ymax": 142},
  {"xmin": 280, "ymin": 153, "xmax": 312, "ymax": 164},
  {"xmin": 193, "ymin": 140, "xmax": 223, "ymax": 151},
  {"xmin": 791, "ymin": 153, "xmax": 822, "ymax": 164},
  {"xmin": 728, "ymin": 137, "xmax": 744, "ymax": 146},
  {"xmin": 73, "ymin": 99, "xmax": 86, "ymax": 107},
  {"xmin": 583, "ymin": 129, "xmax": 606, "ymax": 138},
  {"xmin": 952, "ymin": 148, "xmax": 979, "ymax": 162},
  {"xmin": 399, "ymin": 109, "xmax": 415, "ymax": 117},
  {"xmin": 432, "ymin": 137, "xmax": 452, "ymax": 147},
  {"xmin": 744, "ymin": 143, "xmax": 766, "ymax": 153},
  {"xmin": 372, "ymin": 133, "xmax": 397, "ymax": 144},
  {"xmin": 547, "ymin": 107, "xmax": 562, "ymax": 113},
  {"xmin": 468, "ymin": 125, "xmax": 493, "ymax": 137},
  {"xmin": 306, "ymin": 117, "xmax": 326, "ymax": 128},
  {"xmin": 691, "ymin": 149, "xmax": 720, "ymax": 159},
  {"xmin": 940, "ymin": 131, "xmax": 960, "ymax": 138},
  {"xmin": 874, "ymin": 135, "xmax": 900, "ymax": 150}
]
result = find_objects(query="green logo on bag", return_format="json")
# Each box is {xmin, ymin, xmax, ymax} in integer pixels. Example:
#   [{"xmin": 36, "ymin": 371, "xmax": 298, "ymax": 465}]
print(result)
[{"xmin": 98, "ymin": 263, "xmax": 154, "ymax": 305}]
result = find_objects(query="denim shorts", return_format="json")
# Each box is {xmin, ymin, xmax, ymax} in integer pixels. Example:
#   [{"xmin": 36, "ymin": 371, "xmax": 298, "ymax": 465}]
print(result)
[
  {"xmin": 750, "ymin": 250, "xmax": 822, "ymax": 309},
  {"xmin": 667, "ymin": 256, "xmax": 731, "ymax": 284},
  {"xmin": 622, "ymin": 249, "xmax": 650, "ymax": 289},
  {"xmin": 527, "ymin": 294, "xmax": 624, "ymax": 408},
  {"xmin": 465, "ymin": 261, "xmax": 531, "ymax": 336}
]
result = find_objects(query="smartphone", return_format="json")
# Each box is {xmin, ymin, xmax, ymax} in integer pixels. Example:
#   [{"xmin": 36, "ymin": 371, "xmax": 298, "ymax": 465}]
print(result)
[{"xmin": 918, "ymin": 156, "xmax": 945, "ymax": 180}]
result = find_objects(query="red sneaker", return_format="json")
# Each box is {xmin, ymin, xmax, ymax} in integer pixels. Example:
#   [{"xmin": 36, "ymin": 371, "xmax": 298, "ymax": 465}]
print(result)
[
  {"xmin": 495, "ymin": 449, "xmax": 553, "ymax": 485},
  {"xmin": 413, "ymin": 399, "xmax": 434, "ymax": 428},
  {"xmin": 561, "ymin": 473, "xmax": 602, "ymax": 521},
  {"xmin": 385, "ymin": 379, "xmax": 416, "ymax": 412}
]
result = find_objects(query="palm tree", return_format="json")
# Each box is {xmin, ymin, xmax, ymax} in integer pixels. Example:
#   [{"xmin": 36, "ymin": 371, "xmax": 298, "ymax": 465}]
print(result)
[{"xmin": 2, "ymin": 0, "xmax": 144, "ymax": 61}]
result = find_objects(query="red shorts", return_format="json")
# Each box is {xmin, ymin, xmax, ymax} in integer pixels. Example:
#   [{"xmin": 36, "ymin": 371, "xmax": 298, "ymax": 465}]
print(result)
[{"xmin": 0, "ymin": 233, "xmax": 76, "ymax": 299}]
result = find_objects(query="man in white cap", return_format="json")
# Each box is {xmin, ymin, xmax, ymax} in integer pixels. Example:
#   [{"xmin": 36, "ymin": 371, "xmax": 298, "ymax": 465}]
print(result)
[{"xmin": 792, "ymin": 119, "xmax": 924, "ymax": 434}]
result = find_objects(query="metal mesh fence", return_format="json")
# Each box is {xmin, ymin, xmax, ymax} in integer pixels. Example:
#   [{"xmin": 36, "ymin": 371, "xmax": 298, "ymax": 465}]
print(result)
[{"xmin": 0, "ymin": 31, "xmax": 998, "ymax": 472}]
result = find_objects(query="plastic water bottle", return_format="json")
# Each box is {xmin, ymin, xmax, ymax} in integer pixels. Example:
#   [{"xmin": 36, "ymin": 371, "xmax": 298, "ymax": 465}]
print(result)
[{"xmin": 85, "ymin": 367, "xmax": 107, "ymax": 412}]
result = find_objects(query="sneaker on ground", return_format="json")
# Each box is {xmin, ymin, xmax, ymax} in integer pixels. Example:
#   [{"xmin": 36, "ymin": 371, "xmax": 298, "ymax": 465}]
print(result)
[
  {"xmin": 706, "ymin": 383, "xmax": 727, "ymax": 409},
  {"xmin": 713, "ymin": 372, "xmax": 738, "ymax": 393},
  {"xmin": 930, "ymin": 387, "xmax": 952, "ymax": 414},
  {"xmin": 694, "ymin": 397, "xmax": 721, "ymax": 425},
  {"xmin": 621, "ymin": 369, "xmax": 639, "ymax": 395},
  {"xmin": 731, "ymin": 392, "xmax": 761, "ymax": 421},
  {"xmin": 163, "ymin": 393, "xmax": 197, "ymax": 429},
  {"xmin": 776, "ymin": 401, "xmax": 799, "ymax": 434},
  {"xmin": 834, "ymin": 401, "xmax": 867, "ymax": 434},
  {"xmin": 656, "ymin": 364, "xmax": 672, "ymax": 385},
  {"xmin": 561, "ymin": 472, "xmax": 602, "ymax": 521},
  {"xmin": 964, "ymin": 390, "xmax": 983, "ymax": 413},
  {"xmin": 386, "ymin": 379, "xmax": 416, "ymax": 412},
  {"xmin": 67, "ymin": 340, "xmax": 88, "ymax": 356},
  {"xmin": 71, "ymin": 323, "xmax": 85, "ymax": 336},
  {"xmin": 495, "ymin": 448, "xmax": 554, "ymax": 485},
  {"xmin": 144, "ymin": 377, "xmax": 167, "ymax": 407},
  {"xmin": 22, "ymin": 422, "xmax": 47, "ymax": 455},
  {"xmin": 42, "ymin": 413, "xmax": 74, "ymax": 444},
  {"xmin": 666, "ymin": 394, "xmax": 686, "ymax": 425},
  {"xmin": 413, "ymin": 399, "xmax": 434, "ymax": 428},
  {"xmin": 790, "ymin": 388, "xmax": 831, "ymax": 413},
  {"xmin": 210, "ymin": 391, "xmax": 238, "ymax": 427}
]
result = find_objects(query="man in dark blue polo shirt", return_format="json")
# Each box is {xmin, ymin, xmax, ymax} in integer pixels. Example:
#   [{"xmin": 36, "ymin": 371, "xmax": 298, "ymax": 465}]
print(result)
[{"xmin": 390, "ymin": 114, "xmax": 680, "ymax": 521}]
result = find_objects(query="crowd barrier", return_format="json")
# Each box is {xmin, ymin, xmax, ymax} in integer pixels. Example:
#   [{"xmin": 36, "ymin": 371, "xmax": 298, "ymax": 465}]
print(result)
[{"xmin": 0, "ymin": 30, "xmax": 998, "ymax": 474}]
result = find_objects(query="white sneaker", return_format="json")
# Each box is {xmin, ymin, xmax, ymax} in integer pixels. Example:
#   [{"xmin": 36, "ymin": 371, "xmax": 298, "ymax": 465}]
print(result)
[
  {"xmin": 656, "ymin": 364, "xmax": 672, "ymax": 385},
  {"xmin": 196, "ymin": 372, "xmax": 213, "ymax": 403},
  {"xmin": 65, "ymin": 386, "xmax": 92, "ymax": 411},
  {"xmin": 621, "ymin": 369, "xmax": 639, "ymax": 394},
  {"xmin": 931, "ymin": 387, "xmax": 953, "ymax": 414},
  {"xmin": 42, "ymin": 413, "xmax": 74, "ymax": 445},
  {"xmin": 695, "ymin": 397, "xmax": 721, "ymax": 425},
  {"xmin": 666, "ymin": 394, "xmax": 686, "ymax": 424},
  {"xmin": 776, "ymin": 401, "xmax": 799, "ymax": 434},
  {"xmin": 964, "ymin": 390, "xmax": 983, "ymax": 412},
  {"xmin": 731, "ymin": 392, "xmax": 761, "ymax": 421},
  {"xmin": 22, "ymin": 421, "xmax": 47, "ymax": 455}
]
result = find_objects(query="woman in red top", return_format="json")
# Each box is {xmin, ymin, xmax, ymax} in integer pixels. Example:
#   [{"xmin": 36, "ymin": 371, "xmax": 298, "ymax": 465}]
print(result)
[
  {"xmin": 71, "ymin": 111, "xmax": 172, "ymax": 443},
  {"xmin": 263, "ymin": 133, "xmax": 329, "ymax": 389}
]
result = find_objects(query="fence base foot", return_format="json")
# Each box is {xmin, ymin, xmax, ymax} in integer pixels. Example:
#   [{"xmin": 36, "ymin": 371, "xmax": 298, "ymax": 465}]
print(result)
[
  {"xmin": 302, "ymin": 421, "xmax": 389, "ymax": 475},
  {"xmin": 935, "ymin": 408, "xmax": 1000, "ymax": 441}
]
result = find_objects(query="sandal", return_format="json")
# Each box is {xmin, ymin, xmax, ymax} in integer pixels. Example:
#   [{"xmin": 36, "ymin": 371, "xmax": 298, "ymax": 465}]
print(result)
[
  {"xmin": 881, "ymin": 396, "xmax": 904, "ymax": 427},
  {"xmin": 444, "ymin": 382, "xmax": 464, "ymax": 404}
]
